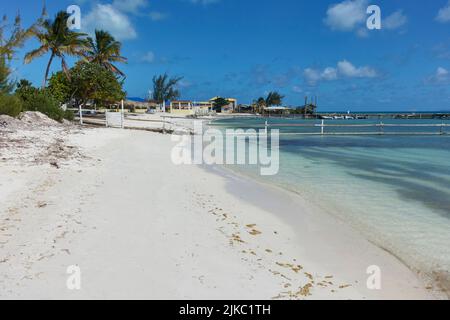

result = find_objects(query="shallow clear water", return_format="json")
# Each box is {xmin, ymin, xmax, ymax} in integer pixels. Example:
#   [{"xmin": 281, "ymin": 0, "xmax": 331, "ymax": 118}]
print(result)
[{"xmin": 211, "ymin": 117, "xmax": 450, "ymax": 283}]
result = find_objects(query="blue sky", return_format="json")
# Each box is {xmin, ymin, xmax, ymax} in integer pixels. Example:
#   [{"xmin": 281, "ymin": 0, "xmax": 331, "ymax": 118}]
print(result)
[{"xmin": 5, "ymin": 0, "xmax": 450, "ymax": 111}]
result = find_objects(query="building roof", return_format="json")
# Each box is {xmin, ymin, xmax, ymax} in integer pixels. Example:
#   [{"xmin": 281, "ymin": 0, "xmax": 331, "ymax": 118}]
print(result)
[
  {"xmin": 126, "ymin": 97, "xmax": 147, "ymax": 103},
  {"xmin": 209, "ymin": 96, "xmax": 237, "ymax": 102},
  {"xmin": 265, "ymin": 106, "xmax": 289, "ymax": 110}
]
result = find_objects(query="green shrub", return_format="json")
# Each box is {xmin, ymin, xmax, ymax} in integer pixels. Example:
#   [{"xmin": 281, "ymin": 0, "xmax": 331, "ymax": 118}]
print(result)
[
  {"xmin": 0, "ymin": 57, "xmax": 14, "ymax": 95},
  {"xmin": 22, "ymin": 91, "xmax": 65, "ymax": 122},
  {"xmin": 0, "ymin": 94, "xmax": 23, "ymax": 117},
  {"xmin": 63, "ymin": 109, "xmax": 74, "ymax": 121}
]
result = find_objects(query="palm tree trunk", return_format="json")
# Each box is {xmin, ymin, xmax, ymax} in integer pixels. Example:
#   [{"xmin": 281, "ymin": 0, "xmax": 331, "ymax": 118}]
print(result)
[{"xmin": 42, "ymin": 52, "xmax": 55, "ymax": 89}]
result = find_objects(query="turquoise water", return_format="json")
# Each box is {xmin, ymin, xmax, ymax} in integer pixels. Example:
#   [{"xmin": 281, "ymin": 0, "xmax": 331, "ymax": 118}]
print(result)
[{"xmin": 211, "ymin": 117, "xmax": 450, "ymax": 286}]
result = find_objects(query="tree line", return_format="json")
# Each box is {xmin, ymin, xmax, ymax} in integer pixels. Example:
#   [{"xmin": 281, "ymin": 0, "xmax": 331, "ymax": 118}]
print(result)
[
  {"xmin": 0, "ymin": 7, "xmax": 290, "ymax": 120},
  {"xmin": 0, "ymin": 9, "xmax": 127, "ymax": 121}
]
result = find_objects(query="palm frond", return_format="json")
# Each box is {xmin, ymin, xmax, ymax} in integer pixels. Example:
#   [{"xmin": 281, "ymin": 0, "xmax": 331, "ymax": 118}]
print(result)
[
  {"xmin": 24, "ymin": 45, "xmax": 48, "ymax": 63},
  {"xmin": 85, "ymin": 29, "xmax": 127, "ymax": 76}
]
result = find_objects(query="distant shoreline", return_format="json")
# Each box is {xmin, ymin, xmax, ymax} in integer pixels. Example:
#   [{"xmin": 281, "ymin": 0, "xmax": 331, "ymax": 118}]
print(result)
[{"xmin": 316, "ymin": 111, "xmax": 450, "ymax": 114}]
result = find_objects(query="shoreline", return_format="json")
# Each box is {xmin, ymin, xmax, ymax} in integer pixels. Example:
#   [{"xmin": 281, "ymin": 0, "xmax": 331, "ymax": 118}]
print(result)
[
  {"xmin": 204, "ymin": 164, "xmax": 447, "ymax": 299},
  {"xmin": 0, "ymin": 125, "xmax": 444, "ymax": 299},
  {"xmin": 205, "ymin": 117, "xmax": 450, "ymax": 297},
  {"xmin": 212, "ymin": 164, "xmax": 449, "ymax": 294}
]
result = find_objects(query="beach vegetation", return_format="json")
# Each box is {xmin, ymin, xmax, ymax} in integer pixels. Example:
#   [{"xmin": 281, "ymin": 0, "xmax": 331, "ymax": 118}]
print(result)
[
  {"xmin": 0, "ymin": 57, "xmax": 14, "ymax": 94},
  {"xmin": 69, "ymin": 62, "xmax": 125, "ymax": 108},
  {"xmin": 49, "ymin": 62, "xmax": 125, "ymax": 109},
  {"xmin": 15, "ymin": 81, "xmax": 66, "ymax": 121},
  {"xmin": 265, "ymin": 91, "xmax": 284, "ymax": 108},
  {"xmin": 252, "ymin": 92, "xmax": 284, "ymax": 113},
  {"xmin": 1, "ymin": 9, "xmax": 128, "ymax": 120},
  {"xmin": 151, "ymin": 73, "xmax": 183, "ymax": 104},
  {"xmin": 22, "ymin": 90, "xmax": 65, "ymax": 121},
  {"xmin": 211, "ymin": 97, "xmax": 231, "ymax": 113},
  {"xmin": 24, "ymin": 11, "xmax": 88, "ymax": 88},
  {"xmin": 15, "ymin": 79, "xmax": 38, "ymax": 101},
  {"xmin": 0, "ymin": 55, "xmax": 23, "ymax": 117},
  {"xmin": 47, "ymin": 72, "xmax": 72, "ymax": 105},
  {"xmin": 253, "ymin": 97, "xmax": 266, "ymax": 113},
  {"xmin": 85, "ymin": 30, "xmax": 127, "ymax": 78},
  {"xmin": 0, "ymin": 12, "xmax": 41, "ymax": 64},
  {"xmin": 0, "ymin": 11, "xmax": 42, "ymax": 114},
  {"xmin": 0, "ymin": 93, "xmax": 23, "ymax": 117},
  {"xmin": 14, "ymin": 79, "xmax": 74, "ymax": 122}
]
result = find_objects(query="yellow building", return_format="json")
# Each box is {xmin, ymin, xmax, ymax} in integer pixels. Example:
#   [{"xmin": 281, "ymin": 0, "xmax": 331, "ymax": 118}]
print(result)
[{"xmin": 169, "ymin": 97, "xmax": 238, "ymax": 115}]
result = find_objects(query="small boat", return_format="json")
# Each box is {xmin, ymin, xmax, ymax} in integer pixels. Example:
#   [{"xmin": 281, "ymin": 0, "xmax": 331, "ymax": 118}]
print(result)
[
  {"xmin": 320, "ymin": 115, "xmax": 333, "ymax": 120},
  {"xmin": 345, "ymin": 115, "xmax": 354, "ymax": 120},
  {"xmin": 333, "ymin": 115, "xmax": 344, "ymax": 120}
]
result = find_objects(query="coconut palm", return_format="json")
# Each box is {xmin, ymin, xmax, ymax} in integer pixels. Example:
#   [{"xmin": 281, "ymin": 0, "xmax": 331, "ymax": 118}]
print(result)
[
  {"xmin": 265, "ymin": 91, "xmax": 284, "ymax": 108},
  {"xmin": 85, "ymin": 30, "xmax": 127, "ymax": 77},
  {"xmin": 254, "ymin": 97, "xmax": 266, "ymax": 113},
  {"xmin": 24, "ymin": 11, "xmax": 88, "ymax": 88}
]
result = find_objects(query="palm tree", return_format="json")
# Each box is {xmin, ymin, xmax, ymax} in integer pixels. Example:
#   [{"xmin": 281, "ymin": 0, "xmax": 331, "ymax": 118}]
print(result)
[
  {"xmin": 24, "ymin": 11, "xmax": 88, "ymax": 88},
  {"xmin": 151, "ymin": 73, "xmax": 183, "ymax": 106},
  {"xmin": 85, "ymin": 30, "xmax": 127, "ymax": 77},
  {"xmin": 265, "ymin": 91, "xmax": 284, "ymax": 108},
  {"xmin": 254, "ymin": 97, "xmax": 266, "ymax": 113}
]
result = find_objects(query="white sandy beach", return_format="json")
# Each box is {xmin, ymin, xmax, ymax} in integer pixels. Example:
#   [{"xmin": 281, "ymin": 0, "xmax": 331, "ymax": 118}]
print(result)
[{"xmin": 0, "ymin": 119, "xmax": 443, "ymax": 299}]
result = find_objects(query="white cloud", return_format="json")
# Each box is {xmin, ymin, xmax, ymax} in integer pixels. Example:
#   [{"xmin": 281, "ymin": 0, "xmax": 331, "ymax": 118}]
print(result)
[
  {"xmin": 383, "ymin": 10, "xmax": 408, "ymax": 30},
  {"xmin": 324, "ymin": 0, "xmax": 368, "ymax": 31},
  {"xmin": 322, "ymin": 67, "xmax": 338, "ymax": 80},
  {"xmin": 437, "ymin": 67, "xmax": 449, "ymax": 76},
  {"xmin": 112, "ymin": 0, "xmax": 149, "ymax": 14},
  {"xmin": 337, "ymin": 60, "xmax": 377, "ymax": 78},
  {"xmin": 324, "ymin": 1, "xmax": 407, "ymax": 35},
  {"xmin": 356, "ymin": 27, "xmax": 369, "ymax": 38},
  {"xmin": 304, "ymin": 60, "xmax": 377, "ymax": 85},
  {"xmin": 426, "ymin": 67, "xmax": 450, "ymax": 84},
  {"xmin": 83, "ymin": 4, "xmax": 137, "ymax": 41},
  {"xmin": 111, "ymin": 0, "xmax": 167, "ymax": 22},
  {"xmin": 178, "ymin": 80, "xmax": 192, "ymax": 88},
  {"xmin": 304, "ymin": 68, "xmax": 322, "ymax": 86},
  {"xmin": 141, "ymin": 51, "xmax": 155, "ymax": 63},
  {"xmin": 292, "ymin": 86, "xmax": 303, "ymax": 94},
  {"xmin": 189, "ymin": 0, "xmax": 221, "ymax": 5},
  {"xmin": 149, "ymin": 11, "xmax": 168, "ymax": 21},
  {"xmin": 436, "ymin": 1, "xmax": 450, "ymax": 23}
]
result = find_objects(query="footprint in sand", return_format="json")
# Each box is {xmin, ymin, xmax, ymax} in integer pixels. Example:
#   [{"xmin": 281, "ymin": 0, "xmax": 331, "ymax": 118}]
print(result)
[
  {"xmin": 246, "ymin": 224, "xmax": 262, "ymax": 236},
  {"xmin": 276, "ymin": 262, "xmax": 304, "ymax": 274},
  {"xmin": 36, "ymin": 202, "xmax": 47, "ymax": 208},
  {"xmin": 229, "ymin": 233, "xmax": 245, "ymax": 246}
]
